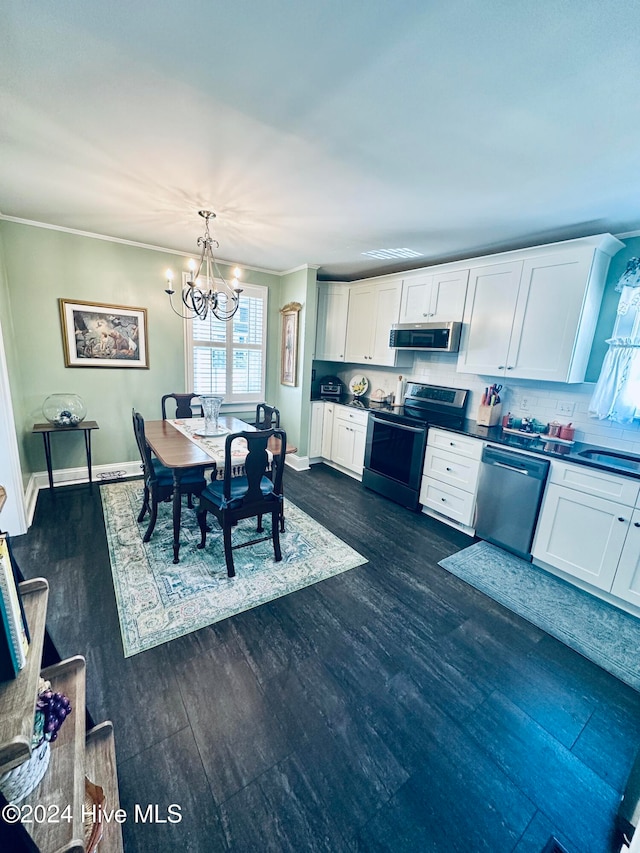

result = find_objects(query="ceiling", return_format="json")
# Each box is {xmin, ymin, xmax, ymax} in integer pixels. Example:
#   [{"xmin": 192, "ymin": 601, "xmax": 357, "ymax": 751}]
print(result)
[{"xmin": 3, "ymin": 1, "xmax": 640, "ymax": 281}]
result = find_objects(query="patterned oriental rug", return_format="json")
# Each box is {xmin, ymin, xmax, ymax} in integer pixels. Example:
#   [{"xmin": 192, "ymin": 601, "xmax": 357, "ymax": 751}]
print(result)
[
  {"xmin": 439, "ymin": 541, "xmax": 640, "ymax": 692},
  {"xmin": 100, "ymin": 481, "xmax": 367, "ymax": 657}
]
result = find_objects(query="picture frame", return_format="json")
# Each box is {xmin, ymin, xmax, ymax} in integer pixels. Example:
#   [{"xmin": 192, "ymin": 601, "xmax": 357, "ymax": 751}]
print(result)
[
  {"xmin": 59, "ymin": 299, "xmax": 149, "ymax": 368},
  {"xmin": 280, "ymin": 302, "xmax": 302, "ymax": 386}
]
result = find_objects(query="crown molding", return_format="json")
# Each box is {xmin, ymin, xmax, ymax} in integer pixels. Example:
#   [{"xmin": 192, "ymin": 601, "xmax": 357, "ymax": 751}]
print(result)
[
  {"xmin": 0, "ymin": 214, "xmax": 284, "ymax": 277},
  {"xmin": 615, "ymin": 228, "xmax": 640, "ymax": 240},
  {"xmin": 280, "ymin": 263, "xmax": 321, "ymax": 276}
]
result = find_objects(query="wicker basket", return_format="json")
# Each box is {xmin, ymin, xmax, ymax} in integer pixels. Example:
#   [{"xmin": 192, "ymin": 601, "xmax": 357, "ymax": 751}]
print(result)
[{"xmin": 0, "ymin": 740, "xmax": 50, "ymax": 803}]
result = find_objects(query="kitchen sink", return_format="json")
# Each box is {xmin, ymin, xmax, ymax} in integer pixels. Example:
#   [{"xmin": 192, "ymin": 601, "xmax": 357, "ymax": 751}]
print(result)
[{"xmin": 577, "ymin": 448, "xmax": 640, "ymax": 472}]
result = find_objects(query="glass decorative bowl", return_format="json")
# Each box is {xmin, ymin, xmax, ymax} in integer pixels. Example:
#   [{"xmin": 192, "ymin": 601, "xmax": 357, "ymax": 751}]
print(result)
[{"xmin": 42, "ymin": 394, "xmax": 87, "ymax": 428}]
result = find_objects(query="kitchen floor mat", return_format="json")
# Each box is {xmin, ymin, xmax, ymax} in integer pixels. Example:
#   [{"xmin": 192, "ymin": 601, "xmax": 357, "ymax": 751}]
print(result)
[{"xmin": 439, "ymin": 540, "xmax": 640, "ymax": 692}]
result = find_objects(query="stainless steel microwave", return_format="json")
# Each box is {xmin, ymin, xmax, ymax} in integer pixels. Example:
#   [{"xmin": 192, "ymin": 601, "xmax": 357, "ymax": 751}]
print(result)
[{"xmin": 389, "ymin": 321, "xmax": 462, "ymax": 352}]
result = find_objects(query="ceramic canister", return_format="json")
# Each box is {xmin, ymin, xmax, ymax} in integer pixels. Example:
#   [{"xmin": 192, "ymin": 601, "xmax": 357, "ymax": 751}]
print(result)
[{"xmin": 559, "ymin": 423, "xmax": 575, "ymax": 440}]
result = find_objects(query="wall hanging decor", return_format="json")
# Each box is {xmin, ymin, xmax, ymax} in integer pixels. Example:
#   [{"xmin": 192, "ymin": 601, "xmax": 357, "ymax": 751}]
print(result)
[
  {"xmin": 59, "ymin": 299, "xmax": 149, "ymax": 368},
  {"xmin": 280, "ymin": 302, "xmax": 302, "ymax": 386}
]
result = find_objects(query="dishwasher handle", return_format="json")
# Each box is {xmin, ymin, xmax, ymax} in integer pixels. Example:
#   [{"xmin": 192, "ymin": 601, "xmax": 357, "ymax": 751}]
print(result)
[
  {"xmin": 481, "ymin": 445, "xmax": 550, "ymax": 481},
  {"xmin": 492, "ymin": 460, "xmax": 531, "ymax": 475}
]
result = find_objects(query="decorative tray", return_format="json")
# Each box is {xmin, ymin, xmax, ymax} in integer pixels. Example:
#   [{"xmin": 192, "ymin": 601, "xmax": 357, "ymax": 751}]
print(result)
[{"xmin": 502, "ymin": 427, "xmax": 575, "ymax": 446}]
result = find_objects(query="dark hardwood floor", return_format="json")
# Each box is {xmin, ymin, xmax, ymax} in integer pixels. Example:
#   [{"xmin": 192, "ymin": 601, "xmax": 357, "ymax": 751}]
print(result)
[{"xmin": 10, "ymin": 464, "xmax": 640, "ymax": 852}]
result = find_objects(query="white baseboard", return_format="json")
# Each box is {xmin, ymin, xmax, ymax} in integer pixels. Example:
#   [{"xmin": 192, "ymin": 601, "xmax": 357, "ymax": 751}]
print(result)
[
  {"xmin": 23, "ymin": 477, "xmax": 40, "ymax": 528},
  {"xmin": 285, "ymin": 454, "xmax": 310, "ymax": 472},
  {"xmin": 24, "ymin": 455, "xmax": 311, "ymax": 526},
  {"xmin": 25, "ymin": 461, "xmax": 143, "ymax": 525}
]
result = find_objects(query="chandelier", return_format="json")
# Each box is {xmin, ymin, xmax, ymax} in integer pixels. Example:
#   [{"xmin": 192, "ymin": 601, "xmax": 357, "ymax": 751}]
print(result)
[{"xmin": 165, "ymin": 210, "xmax": 243, "ymax": 321}]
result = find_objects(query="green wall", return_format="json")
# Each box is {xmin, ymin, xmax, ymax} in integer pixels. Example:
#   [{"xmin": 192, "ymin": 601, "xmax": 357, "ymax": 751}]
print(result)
[
  {"xmin": 0, "ymin": 221, "xmax": 285, "ymax": 481},
  {"xmin": 0, "ymin": 229, "xmax": 21, "ymax": 410},
  {"xmin": 273, "ymin": 266, "xmax": 318, "ymax": 457}
]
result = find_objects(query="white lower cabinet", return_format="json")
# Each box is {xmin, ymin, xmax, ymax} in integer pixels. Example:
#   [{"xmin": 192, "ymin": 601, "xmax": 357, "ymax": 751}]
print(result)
[
  {"xmin": 309, "ymin": 401, "xmax": 325, "ymax": 461},
  {"xmin": 420, "ymin": 428, "xmax": 483, "ymax": 533},
  {"xmin": 321, "ymin": 403, "xmax": 334, "ymax": 460},
  {"xmin": 331, "ymin": 407, "xmax": 368, "ymax": 476},
  {"xmin": 309, "ymin": 402, "xmax": 367, "ymax": 479},
  {"xmin": 532, "ymin": 483, "xmax": 631, "ymax": 592},
  {"xmin": 420, "ymin": 477, "xmax": 477, "ymax": 528},
  {"xmin": 532, "ymin": 459, "xmax": 640, "ymax": 610},
  {"xmin": 611, "ymin": 509, "xmax": 640, "ymax": 607}
]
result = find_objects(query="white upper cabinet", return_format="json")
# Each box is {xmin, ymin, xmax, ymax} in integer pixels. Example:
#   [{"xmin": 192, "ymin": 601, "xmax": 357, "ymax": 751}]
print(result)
[
  {"xmin": 456, "ymin": 234, "xmax": 624, "ymax": 382},
  {"xmin": 345, "ymin": 278, "xmax": 403, "ymax": 366},
  {"xmin": 456, "ymin": 261, "xmax": 521, "ymax": 376},
  {"xmin": 315, "ymin": 282, "xmax": 349, "ymax": 361},
  {"xmin": 400, "ymin": 269, "xmax": 469, "ymax": 324}
]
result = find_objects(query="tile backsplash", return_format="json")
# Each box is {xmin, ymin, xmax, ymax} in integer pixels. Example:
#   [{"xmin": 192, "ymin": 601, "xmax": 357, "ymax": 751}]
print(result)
[{"xmin": 314, "ymin": 353, "xmax": 640, "ymax": 455}]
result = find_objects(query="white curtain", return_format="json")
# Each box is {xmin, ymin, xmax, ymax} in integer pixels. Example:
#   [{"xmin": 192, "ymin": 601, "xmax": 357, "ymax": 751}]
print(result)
[{"xmin": 589, "ymin": 259, "xmax": 640, "ymax": 423}]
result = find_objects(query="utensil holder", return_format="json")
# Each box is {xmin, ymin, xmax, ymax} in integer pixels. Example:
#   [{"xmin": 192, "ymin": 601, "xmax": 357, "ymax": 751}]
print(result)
[{"xmin": 477, "ymin": 403, "xmax": 502, "ymax": 427}]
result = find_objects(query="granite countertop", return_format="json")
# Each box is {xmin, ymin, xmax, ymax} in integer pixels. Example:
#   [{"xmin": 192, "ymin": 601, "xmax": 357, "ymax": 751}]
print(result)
[
  {"xmin": 310, "ymin": 396, "xmax": 640, "ymax": 480},
  {"xmin": 311, "ymin": 394, "xmax": 397, "ymax": 412},
  {"xmin": 438, "ymin": 419, "xmax": 640, "ymax": 480}
]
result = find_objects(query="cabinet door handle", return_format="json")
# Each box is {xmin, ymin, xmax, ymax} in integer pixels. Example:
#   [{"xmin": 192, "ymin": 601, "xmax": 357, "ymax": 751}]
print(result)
[
  {"xmin": 440, "ymin": 497, "xmax": 447, "ymax": 502},
  {"xmin": 634, "ymin": 522, "xmax": 640, "ymax": 528},
  {"xmin": 498, "ymin": 365, "xmax": 505, "ymax": 370},
  {"xmin": 618, "ymin": 517, "xmax": 626, "ymax": 522},
  {"xmin": 506, "ymin": 366, "xmax": 514, "ymax": 370},
  {"xmin": 446, "ymin": 467, "xmax": 452, "ymax": 471}
]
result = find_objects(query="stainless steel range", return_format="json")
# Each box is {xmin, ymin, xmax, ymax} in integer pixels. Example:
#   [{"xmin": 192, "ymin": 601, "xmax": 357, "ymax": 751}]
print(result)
[{"xmin": 362, "ymin": 382, "xmax": 470, "ymax": 510}]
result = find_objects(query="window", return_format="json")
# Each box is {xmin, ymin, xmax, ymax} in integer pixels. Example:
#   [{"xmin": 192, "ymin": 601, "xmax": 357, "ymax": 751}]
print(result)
[
  {"xmin": 589, "ymin": 259, "xmax": 640, "ymax": 423},
  {"xmin": 185, "ymin": 278, "xmax": 268, "ymax": 406}
]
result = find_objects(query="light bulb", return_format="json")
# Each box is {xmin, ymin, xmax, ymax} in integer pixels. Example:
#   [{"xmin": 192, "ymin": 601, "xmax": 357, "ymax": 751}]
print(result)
[
  {"xmin": 233, "ymin": 267, "xmax": 241, "ymax": 279},
  {"xmin": 166, "ymin": 269, "xmax": 174, "ymax": 282},
  {"xmin": 188, "ymin": 258, "xmax": 197, "ymax": 272}
]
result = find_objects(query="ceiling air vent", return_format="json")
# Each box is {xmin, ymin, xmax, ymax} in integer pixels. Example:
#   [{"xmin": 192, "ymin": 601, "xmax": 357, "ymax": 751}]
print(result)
[{"xmin": 361, "ymin": 248, "xmax": 422, "ymax": 260}]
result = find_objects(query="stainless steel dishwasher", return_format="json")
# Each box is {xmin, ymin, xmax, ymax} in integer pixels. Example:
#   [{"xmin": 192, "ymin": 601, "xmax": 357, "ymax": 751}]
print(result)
[{"xmin": 475, "ymin": 445, "xmax": 550, "ymax": 561}]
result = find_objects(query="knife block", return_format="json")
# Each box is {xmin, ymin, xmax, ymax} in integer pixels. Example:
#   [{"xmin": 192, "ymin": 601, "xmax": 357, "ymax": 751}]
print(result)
[{"xmin": 477, "ymin": 403, "xmax": 502, "ymax": 427}]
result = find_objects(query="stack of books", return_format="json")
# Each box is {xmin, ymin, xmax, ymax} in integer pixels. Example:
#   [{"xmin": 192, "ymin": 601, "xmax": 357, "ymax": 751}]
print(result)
[{"xmin": 0, "ymin": 534, "xmax": 30, "ymax": 681}]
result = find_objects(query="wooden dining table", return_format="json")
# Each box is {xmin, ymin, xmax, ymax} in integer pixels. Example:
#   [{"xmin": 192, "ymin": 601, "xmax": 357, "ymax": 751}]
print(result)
[{"xmin": 144, "ymin": 415, "xmax": 296, "ymax": 563}]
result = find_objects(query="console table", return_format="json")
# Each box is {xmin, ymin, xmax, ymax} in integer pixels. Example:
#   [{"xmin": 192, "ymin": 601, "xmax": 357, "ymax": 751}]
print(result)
[{"xmin": 32, "ymin": 421, "xmax": 99, "ymax": 491}]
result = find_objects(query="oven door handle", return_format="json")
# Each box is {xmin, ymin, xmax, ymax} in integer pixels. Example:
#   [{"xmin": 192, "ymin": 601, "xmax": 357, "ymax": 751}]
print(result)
[{"xmin": 370, "ymin": 415, "xmax": 426, "ymax": 434}]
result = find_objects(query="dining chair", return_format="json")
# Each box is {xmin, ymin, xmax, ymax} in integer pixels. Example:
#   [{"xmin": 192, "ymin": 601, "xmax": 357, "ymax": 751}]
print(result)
[
  {"xmin": 161, "ymin": 393, "xmax": 198, "ymax": 420},
  {"xmin": 196, "ymin": 428, "xmax": 287, "ymax": 577},
  {"xmin": 253, "ymin": 403, "xmax": 280, "ymax": 429},
  {"xmin": 132, "ymin": 410, "xmax": 206, "ymax": 542}
]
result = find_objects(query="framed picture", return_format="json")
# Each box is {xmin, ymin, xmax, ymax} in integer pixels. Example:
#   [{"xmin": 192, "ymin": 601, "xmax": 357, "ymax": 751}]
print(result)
[
  {"xmin": 280, "ymin": 302, "xmax": 302, "ymax": 386},
  {"xmin": 59, "ymin": 299, "xmax": 149, "ymax": 368}
]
